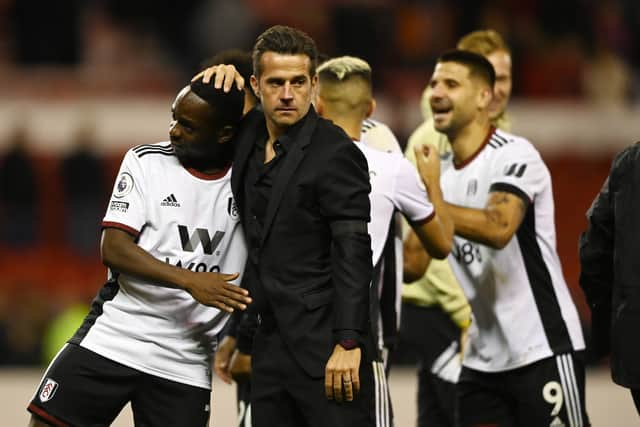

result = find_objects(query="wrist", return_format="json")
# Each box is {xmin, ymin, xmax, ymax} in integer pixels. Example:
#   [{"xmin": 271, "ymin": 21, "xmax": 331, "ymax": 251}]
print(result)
[{"xmin": 339, "ymin": 338, "xmax": 359, "ymax": 350}]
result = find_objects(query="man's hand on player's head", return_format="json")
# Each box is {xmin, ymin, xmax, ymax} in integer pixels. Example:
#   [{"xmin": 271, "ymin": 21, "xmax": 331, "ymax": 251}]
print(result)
[
  {"xmin": 183, "ymin": 271, "xmax": 251, "ymax": 312},
  {"xmin": 192, "ymin": 64, "xmax": 245, "ymax": 93}
]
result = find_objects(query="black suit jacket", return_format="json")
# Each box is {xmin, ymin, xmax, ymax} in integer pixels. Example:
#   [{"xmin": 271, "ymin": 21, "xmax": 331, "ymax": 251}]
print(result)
[
  {"xmin": 580, "ymin": 142, "xmax": 640, "ymax": 388},
  {"xmin": 231, "ymin": 107, "xmax": 374, "ymax": 378}
]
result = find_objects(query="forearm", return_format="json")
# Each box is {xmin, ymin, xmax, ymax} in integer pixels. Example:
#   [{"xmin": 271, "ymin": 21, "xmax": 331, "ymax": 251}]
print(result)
[
  {"xmin": 101, "ymin": 230, "xmax": 192, "ymax": 290},
  {"xmin": 446, "ymin": 202, "xmax": 511, "ymax": 249},
  {"xmin": 331, "ymin": 229, "xmax": 372, "ymax": 338},
  {"xmin": 403, "ymin": 230, "xmax": 431, "ymax": 282}
]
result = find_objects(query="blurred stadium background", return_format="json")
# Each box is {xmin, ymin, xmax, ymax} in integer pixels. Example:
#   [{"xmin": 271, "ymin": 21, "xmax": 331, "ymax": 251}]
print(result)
[{"xmin": 1, "ymin": 0, "xmax": 639, "ymax": 424}]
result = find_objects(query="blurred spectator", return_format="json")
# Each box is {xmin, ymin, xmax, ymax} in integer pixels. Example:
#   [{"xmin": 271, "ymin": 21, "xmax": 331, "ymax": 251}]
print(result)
[
  {"xmin": 0, "ymin": 126, "xmax": 39, "ymax": 248},
  {"xmin": 42, "ymin": 301, "xmax": 90, "ymax": 364},
  {"xmin": 0, "ymin": 285, "xmax": 51, "ymax": 365},
  {"xmin": 583, "ymin": 42, "xmax": 631, "ymax": 108},
  {"xmin": 61, "ymin": 123, "xmax": 106, "ymax": 255}
]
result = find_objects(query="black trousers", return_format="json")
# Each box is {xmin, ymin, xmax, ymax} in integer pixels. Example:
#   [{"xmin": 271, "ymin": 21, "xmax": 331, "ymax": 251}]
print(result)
[
  {"xmin": 250, "ymin": 322, "xmax": 375, "ymax": 427},
  {"xmin": 399, "ymin": 303, "xmax": 461, "ymax": 427}
]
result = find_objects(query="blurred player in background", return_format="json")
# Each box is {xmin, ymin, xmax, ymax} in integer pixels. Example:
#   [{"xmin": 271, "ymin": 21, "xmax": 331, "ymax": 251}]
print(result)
[
  {"xmin": 410, "ymin": 49, "xmax": 587, "ymax": 427},
  {"xmin": 27, "ymin": 78, "xmax": 250, "ymax": 427},
  {"xmin": 401, "ymin": 29, "xmax": 513, "ymax": 427},
  {"xmin": 315, "ymin": 55, "xmax": 454, "ymax": 426}
]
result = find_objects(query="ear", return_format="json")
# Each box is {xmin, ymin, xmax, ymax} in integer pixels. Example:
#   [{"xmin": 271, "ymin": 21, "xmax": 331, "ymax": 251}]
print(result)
[
  {"xmin": 217, "ymin": 125, "xmax": 235, "ymax": 145},
  {"xmin": 250, "ymin": 75, "xmax": 260, "ymax": 99},
  {"xmin": 365, "ymin": 98, "xmax": 376, "ymax": 119},
  {"xmin": 315, "ymin": 96, "xmax": 325, "ymax": 116},
  {"xmin": 478, "ymin": 86, "xmax": 492, "ymax": 110}
]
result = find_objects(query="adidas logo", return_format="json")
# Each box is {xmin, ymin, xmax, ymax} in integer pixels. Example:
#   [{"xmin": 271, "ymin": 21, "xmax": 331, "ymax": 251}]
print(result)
[{"xmin": 161, "ymin": 194, "xmax": 181, "ymax": 207}]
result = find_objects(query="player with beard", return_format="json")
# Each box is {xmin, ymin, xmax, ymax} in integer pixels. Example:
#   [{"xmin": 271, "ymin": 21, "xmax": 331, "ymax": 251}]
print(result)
[
  {"xmin": 27, "ymin": 78, "xmax": 251, "ymax": 427},
  {"xmin": 410, "ymin": 50, "xmax": 588, "ymax": 426}
]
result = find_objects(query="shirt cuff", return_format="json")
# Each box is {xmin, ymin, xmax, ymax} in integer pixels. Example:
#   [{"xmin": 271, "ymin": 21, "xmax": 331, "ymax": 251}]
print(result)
[{"xmin": 334, "ymin": 329, "xmax": 362, "ymax": 349}]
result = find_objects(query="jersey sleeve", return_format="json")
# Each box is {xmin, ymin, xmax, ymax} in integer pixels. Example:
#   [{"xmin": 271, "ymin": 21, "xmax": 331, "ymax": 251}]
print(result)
[
  {"xmin": 393, "ymin": 156, "xmax": 434, "ymax": 223},
  {"xmin": 488, "ymin": 140, "xmax": 547, "ymax": 206},
  {"xmin": 102, "ymin": 149, "xmax": 148, "ymax": 236}
]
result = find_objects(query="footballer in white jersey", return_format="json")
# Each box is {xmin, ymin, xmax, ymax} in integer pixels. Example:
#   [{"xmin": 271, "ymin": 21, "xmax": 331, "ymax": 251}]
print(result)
[
  {"xmin": 317, "ymin": 56, "xmax": 453, "ymax": 427},
  {"xmin": 81, "ymin": 144, "xmax": 247, "ymax": 388},
  {"xmin": 28, "ymin": 80, "xmax": 249, "ymax": 427},
  {"xmin": 413, "ymin": 49, "xmax": 589, "ymax": 427},
  {"xmin": 441, "ymin": 128, "xmax": 585, "ymax": 372}
]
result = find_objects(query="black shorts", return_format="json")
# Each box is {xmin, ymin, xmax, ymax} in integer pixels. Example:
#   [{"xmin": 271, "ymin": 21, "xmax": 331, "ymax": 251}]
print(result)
[
  {"xmin": 27, "ymin": 343, "xmax": 211, "ymax": 427},
  {"xmin": 457, "ymin": 352, "xmax": 590, "ymax": 427}
]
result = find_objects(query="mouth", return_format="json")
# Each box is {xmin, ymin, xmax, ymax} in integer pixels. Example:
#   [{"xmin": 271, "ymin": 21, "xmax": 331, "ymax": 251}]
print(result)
[
  {"xmin": 431, "ymin": 106, "xmax": 452, "ymax": 122},
  {"xmin": 276, "ymin": 107, "xmax": 296, "ymax": 113}
]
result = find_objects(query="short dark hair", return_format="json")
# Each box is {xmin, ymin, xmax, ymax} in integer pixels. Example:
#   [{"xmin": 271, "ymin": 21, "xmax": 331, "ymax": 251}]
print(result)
[
  {"xmin": 189, "ymin": 78, "xmax": 244, "ymax": 128},
  {"xmin": 201, "ymin": 49, "xmax": 253, "ymax": 84},
  {"xmin": 200, "ymin": 49, "xmax": 258, "ymax": 103},
  {"xmin": 252, "ymin": 25, "xmax": 318, "ymax": 77},
  {"xmin": 437, "ymin": 49, "xmax": 496, "ymax": 88}
]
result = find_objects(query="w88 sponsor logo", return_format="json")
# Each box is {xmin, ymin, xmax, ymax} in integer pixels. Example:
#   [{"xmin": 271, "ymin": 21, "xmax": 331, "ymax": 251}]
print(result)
[{"xmin": 452, "ymin": 241, "xmax": 483, "ymax": 265}]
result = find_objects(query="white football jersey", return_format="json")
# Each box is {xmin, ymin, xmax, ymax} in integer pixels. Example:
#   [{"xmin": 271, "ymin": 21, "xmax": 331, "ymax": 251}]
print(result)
[
  {"xmin": 361, "ymin": 118, "xmax": 402, "ymax": 153},
  {"xmin": 441, "ymin": 128, "xmax": 585, "ymax": 372},
  {"xmin": 354, "ymin": 139, "xmax": 433, "ymax": 353},
  {"xmin": 354, "ymin": 140, "xmax": 433, "ymax": 265},
  {"xmin": 74, "ymin": 142, "xmax": 247, "ymax": 390}
]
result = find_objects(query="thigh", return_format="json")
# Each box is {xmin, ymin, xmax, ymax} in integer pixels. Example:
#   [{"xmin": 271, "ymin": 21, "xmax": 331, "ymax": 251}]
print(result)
[
  {"xmin": 27, "ymin": 344, "xmax": 136, "ymax": 427},
  {"xmin": 251, "ymin": 328, "xmax": 306, "ymax": 427},
  {"xmin": 457, "ymin": 367, "xmax": 515, "ymax": 427},
  {"xmin": 512, "ymin": 353, "xmax": 590, "ymax": 427},
  {"xmin": 131, "ymin": 374, "xmax": 211, "ymax": 427},
  {"xmin": 423, "ymin": 371, "xmax": 457, "ymax": 427}
]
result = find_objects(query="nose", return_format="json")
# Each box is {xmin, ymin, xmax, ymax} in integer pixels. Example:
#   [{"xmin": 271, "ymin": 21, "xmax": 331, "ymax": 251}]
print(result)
[
  {"xmin": 281, "ymin": 82, "xmax": 293, "ymax": 100},
  {"xmin": 430, "ymin": 83, "xmax": 445, "ymax": 99}
]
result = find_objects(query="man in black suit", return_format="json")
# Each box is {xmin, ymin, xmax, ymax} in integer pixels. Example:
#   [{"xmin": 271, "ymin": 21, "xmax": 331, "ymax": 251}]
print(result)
[
  {"xmin": 203, "ymin": 25, "xmax": 376, "ymax": 426},
  {"xmin": 580, "ymin": 142, "xmax": 640, "ymax": 415}
]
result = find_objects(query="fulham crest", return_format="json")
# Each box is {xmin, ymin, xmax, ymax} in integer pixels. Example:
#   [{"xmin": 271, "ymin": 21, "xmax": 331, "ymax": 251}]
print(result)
[{"xmin": 39, "ymin": 378, "xmax": 59, "ymax": 402}]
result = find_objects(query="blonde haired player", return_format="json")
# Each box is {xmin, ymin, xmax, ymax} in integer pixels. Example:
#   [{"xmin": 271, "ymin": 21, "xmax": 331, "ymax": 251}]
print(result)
[{"xmin": 316, "ymin": 55, "xmax": 454, "ymax": 426}]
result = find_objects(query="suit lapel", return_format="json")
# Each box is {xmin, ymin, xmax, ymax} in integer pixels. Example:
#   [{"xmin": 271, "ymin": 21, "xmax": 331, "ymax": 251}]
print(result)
[
  {"xmin": 231, "ymin": 110, "xmax": 262, "ymax": 209},
  {"xmin": 260, "ymin": 110, "xmax": 318, "ymax": 245}
]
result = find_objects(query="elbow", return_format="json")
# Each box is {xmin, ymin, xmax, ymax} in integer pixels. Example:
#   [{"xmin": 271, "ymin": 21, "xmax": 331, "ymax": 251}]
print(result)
[
  {"xmin": 403, "ymin": 259, "xmax": 428, "ymax": 283},
  {"xmin": 487, "ymin": 231, "xmax": 512, "ymax": 250},
  {"xmin": 429, "ymin": 238, "xmax": 452, "ymax": 260},
  {"xmin": 429, "ymin": 248, "xmax": 449, "ymax": 260}
]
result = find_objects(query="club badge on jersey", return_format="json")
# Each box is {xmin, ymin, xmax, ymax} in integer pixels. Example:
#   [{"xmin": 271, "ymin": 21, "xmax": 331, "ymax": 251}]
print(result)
[{"xmin": 39, "ymin": 378, "xmax": 59, "ymax": 402}]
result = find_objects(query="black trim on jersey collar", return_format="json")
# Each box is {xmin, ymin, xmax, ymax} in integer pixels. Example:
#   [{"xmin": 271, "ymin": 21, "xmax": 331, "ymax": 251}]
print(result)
[
  {"xmin": 488, "ymin": 132, "xmax": 511, "ymax": 148},
  {"xmin": 134, "ymin": 144, "xmax": 174, "ymax": 158},
  {"xmin": 454, "ymin": 126, "xmax": 495, "ymax": 170},
  {"xmin": 489, "ymin": 182, "xmax": 532, "ymax": 206}
]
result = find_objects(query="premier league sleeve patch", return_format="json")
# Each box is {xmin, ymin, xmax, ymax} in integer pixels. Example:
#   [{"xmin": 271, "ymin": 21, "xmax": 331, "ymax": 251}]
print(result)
[
  {"xmin": 39, "ymin": 378, "xmax": 59, "ymax": 402},
  {"xmin": 114, "ymin": 172, "xmax": 134, "ymax": 198}
]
